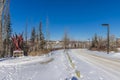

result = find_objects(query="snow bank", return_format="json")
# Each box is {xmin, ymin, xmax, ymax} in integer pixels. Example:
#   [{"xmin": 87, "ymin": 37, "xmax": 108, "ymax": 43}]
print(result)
[
  {"xmin": 73, "ymin": 49, "xmax": 120, "ymax": 59},
  {"xmin": 0, "ymin": 54, "xmax": 53, "ymax": 66}
]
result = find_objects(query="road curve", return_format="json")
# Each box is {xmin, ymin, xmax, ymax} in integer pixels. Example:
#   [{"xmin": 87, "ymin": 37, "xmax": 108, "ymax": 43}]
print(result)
[{"xmin": 71, "ymin": 49, "xmax": 120, "ymax": 80}]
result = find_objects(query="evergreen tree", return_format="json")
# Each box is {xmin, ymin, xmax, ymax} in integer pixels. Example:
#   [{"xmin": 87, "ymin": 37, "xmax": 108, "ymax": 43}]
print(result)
[
  {"xmin": 3, "ymin": 13, "xmax": 12, "ymax": 57},
  {"xmin": 91, "ymin": 34, "xmax": 98, "ymax": 48},
  {"xmin": 31, "ymin": 27, "xmax": 36, "ymax": 44},
  {"xmin": 39, "ymin": 21, "xmax": 45, "ymax": 50},
  {"xmin": 6, "ymin": 14, "xmax": 12, "ymax": 43}
]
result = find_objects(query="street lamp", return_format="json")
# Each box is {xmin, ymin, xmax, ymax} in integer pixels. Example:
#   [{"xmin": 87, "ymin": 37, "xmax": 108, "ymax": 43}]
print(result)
[{"xmin": 102, "ymin": 24, "xmax": 110, "ymax": 54}]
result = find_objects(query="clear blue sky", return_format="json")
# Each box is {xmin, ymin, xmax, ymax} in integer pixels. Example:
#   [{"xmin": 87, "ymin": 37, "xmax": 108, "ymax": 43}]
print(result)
[{"xmin": 10, "ymin": 0, "xmax": 120, "ymax": 40}]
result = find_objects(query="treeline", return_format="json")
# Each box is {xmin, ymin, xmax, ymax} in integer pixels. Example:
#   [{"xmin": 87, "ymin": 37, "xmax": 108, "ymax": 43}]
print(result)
[
  {"xmin": 29, "ymin": 21, "xmax": 48, "ymax": 56},
  {"xmin": 0, "ymin": 7, "xmax": 12, "ymax": 58},
  {"xmin": 0, "ymin": 20, "xmax": 49, "ymax": 57},
  {"xmin": 90, "ymin": 34, "xmax": 117, "ymax": 52}
]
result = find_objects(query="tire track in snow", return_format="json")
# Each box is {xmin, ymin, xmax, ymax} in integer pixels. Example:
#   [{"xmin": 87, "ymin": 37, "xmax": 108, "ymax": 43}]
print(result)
[{"xmin": 72, "ymin": 50, "xmax": 120, "ymax": 80}]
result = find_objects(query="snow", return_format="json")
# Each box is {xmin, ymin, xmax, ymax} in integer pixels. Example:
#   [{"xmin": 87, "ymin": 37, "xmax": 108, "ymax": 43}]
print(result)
[
  {"xmin": 13, "ymin": 50, "xmax": 24, "ymax": 53},
  {"xmin": 0, "ymin": 49, "xmax": 120, "ymax": 80},
  {"xmin": 70, "ymin": 49, "xmax": 120, "ymax": 80},
  {"xmin": 75, "ymin": 49, "xmax": 120, "ymax": 60},
  {"xmin": 0, "ymin": 50, "xmax": 78, "ymax": 80}
]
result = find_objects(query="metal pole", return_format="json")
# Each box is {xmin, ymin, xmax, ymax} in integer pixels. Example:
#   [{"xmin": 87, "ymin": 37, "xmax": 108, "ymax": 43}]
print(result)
[
  {"xmin": 102, "ymin": 24, "xmax": 110, "ymax": 54},
  {"xmin": 107, "ymin": 25, "xmax": 110, "ymax": 54}
]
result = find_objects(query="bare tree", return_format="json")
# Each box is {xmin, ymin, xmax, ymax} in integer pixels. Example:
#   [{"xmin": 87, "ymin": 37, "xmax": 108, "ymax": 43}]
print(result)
[
  {"xmin": 2, "ymin": 0, "xmax": 11, "ymax": 57},
  {"xmin": 0, "ymin": 0, "xmax": 5, "ymax": 56},
  {"xmin": 63, "ymin": 30, "xmax": 70, "ymax": 49},
  {"xmin": 109, "ymin": 35, "xmax": 117, "ymax": 51},
  {"xmin": 39, "ymin": 21, "xmax": 45, "ymax": 50},
  {"xmin": 46, "ymin": 16, "xmax": 50, "ymax": 50},
  {"xmin": 25, "ymin": 20, "xmax": 28, "ymax": 44}
]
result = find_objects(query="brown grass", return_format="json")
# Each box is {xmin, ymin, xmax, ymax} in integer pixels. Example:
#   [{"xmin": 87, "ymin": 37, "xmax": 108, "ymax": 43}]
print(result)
[{"xmin": 29, "ymin": 49, "xmax": 50, "ymax": 56}]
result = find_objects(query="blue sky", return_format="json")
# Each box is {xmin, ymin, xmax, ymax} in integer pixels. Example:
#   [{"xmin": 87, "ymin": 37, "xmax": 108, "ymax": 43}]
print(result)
[{"xmin": 10, "ymin": 0, "xmax": 120, "ymax": 40}]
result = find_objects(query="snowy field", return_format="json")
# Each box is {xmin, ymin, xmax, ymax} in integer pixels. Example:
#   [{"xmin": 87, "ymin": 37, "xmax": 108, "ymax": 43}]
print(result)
[{"xmin": 0, "ymin": 49, "xmax": 120, "ymax": 80}]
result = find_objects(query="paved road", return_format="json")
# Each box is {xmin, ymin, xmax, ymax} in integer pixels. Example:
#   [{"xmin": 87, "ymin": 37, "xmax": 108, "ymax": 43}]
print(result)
[{"xmin": 71, "ymin": 49, "xmax": 120, "ymax": 80}]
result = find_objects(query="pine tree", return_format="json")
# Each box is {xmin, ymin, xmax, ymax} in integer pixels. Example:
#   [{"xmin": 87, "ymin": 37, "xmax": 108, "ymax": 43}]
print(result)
[
  {"xmin": 3, "ymin": 13, "xmax": 12, "ymax": 57},
  {"xmin": 6, "ymin": 14, "xmax": 12, "ymax": 43},
  {"xmin": 31, "ymin": 27, "xmax": 36, "ymax": 44},
  {"xmin": 91, "ymin": 34, "xmax": 98, "ymax": 48},
  {"xmin": 39, "ymin": 21, "xmax": 45, "ymax": 50}
]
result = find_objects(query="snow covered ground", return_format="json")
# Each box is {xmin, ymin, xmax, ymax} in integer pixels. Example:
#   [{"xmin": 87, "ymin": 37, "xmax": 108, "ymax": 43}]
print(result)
[
  {"xmin": 70, "ymin": 49, "xmax": 120, "ymax": 80},
  {"xmin": 0, "ymin": 49, "xmax": 120, "ymax": 80},
  {"xmin": 0, "ymin": 50, "xmax": 78, "ymax": 80},
  {"xmin": 81, "ymin": 49, "xmax": 120, "ymax": 59}
]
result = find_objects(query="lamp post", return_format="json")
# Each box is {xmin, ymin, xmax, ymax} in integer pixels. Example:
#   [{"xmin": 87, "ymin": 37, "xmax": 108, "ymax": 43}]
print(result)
[{"xmin": 102, "ymin": 24, "xmax": 110, "ymax": 54}]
